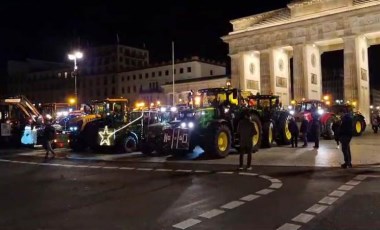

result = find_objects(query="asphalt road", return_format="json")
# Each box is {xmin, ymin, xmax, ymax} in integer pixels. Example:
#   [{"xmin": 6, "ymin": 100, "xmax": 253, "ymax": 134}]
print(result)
[{"xmin": 0, "ymin": 152, "xmax": 380, "ymax": 230}]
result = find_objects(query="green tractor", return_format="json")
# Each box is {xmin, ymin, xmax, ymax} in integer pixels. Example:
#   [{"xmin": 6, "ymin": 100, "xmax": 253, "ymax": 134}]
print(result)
[
  {"xmin": 329, "ymin": 103, "xmax": 366, "ymax": 136},
  {"xmin": 159, "ymin": 88, "xmax": 263, "ymax": 158},
  {"xmin": 246, "ymin": 94, "xmax": 292, "ymax": 148}
]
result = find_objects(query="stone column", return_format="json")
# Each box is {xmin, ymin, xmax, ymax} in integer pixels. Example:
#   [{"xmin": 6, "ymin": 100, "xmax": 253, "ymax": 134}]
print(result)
[
  {"xmin": 292, "ymin": 45, "xmax": 305, "ymax": 101},
  {"xmin": 343, "ymin": 36, "xmax": 370, "ymax": 121},
  {"xmin": 304, "ymin": 44, "xmax": 322, "ymax": 100},
  {"xmin": 269, "ymin": 48, "xmax": 291, "ymax": 106},
  {"xmin": 260, "ymin": 50, "xmax": 271, "ymax": 95},
  {"xmin": 229, "ymin": 53, "xmax": 243, "ymax": 89}
]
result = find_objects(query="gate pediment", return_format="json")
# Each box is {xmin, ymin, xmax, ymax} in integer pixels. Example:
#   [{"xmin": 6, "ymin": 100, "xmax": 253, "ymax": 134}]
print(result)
[{"xmin": 288, "ymin": 0, "xmax": 353, "ymax": 17}]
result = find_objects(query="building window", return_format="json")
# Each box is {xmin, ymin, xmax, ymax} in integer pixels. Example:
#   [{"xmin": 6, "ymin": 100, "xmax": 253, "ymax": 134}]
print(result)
[
  {"xmin": 112, "ymin": 87, "xmax": 116, "ymax": 95},
  {"xmin": 133, "ymin": 75, "xmax": 136, "ymax": 80},
  {"xmin": 145, "ymin": 73, "xmax": 149, "ymax": 79},
  {"xmin": 104, "ymin": 88, "xmax": 108, "ymax": 96},
  {"xmin": 112, "ymin": 75, "xmax": 115, "ymax": 84},
  {"xmin": 152, "ymin": 72, "xmax": 155, "ymax": 78},
  {"xmin": 180, "ymin": 68, "xmax": 184, "ymax": 74},
  {"xmin": 127, "ymin": 76, "xmax": 130, "ymax": 81},
  {"xmin": 210, "ymin": 70, "xmax": 213, "ymax": 75},
  {"xmin": 187, "ymin": 67, "xmax": 192, "ymax": 72},
  {"xmin": 127, "ymin": 87, "xmax": 130, "ymax": 93},
  {"xmin": 121, "ymin": 87, "xmax": 125, "ymax": 94},
  {"xmin": 158, "ymin": 71, "xmax": 162, "ymax": 77},
  {"xmin": 104, "ymin": 77, "xmax": 108, "ymax": 85},
  {"xmin": 122, "ymin": 76, "xmax": 124, "ymax": 82},
  {"xmin": 133, "ymin": 85, "xmax": 136, "ymax": 93},
  {"xmin": 139, "ymin": 74, "xmax": 142, "ymax": 79},
  {"xmin": 165, "ymin": 70, "xmax": 169, "ymax": 76}
]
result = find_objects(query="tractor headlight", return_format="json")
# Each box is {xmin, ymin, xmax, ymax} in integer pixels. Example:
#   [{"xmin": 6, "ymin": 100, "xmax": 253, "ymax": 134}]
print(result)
[
  {"xmin": 69, "ymin": 126, "xmax": 79, "ymax": 132},
  {"xmin": 224, "ymin": 108, "xmax": 229, "ymax": 113},
  {"xmin": 160, "ymin": 107, "xmax": 167, "ymax": 112},
  {"xmin": 181, "ymin": 122, "xmax": 186, "ymax": 128},
  {"xmin": 317, "ymin": 109, "xmax": 324, "ymax": 115},
  {"xmin": 188, "ymin": 122, "xmax": 194, "ymax": 128},
  {"xmin": 289, "ymin": 110, "xmax": 295, "ymax": 115}
]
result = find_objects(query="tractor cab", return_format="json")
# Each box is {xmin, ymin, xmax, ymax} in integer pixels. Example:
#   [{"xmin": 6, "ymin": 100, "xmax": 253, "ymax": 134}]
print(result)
[{"xmin": 292, "ymin": 100, "xmax": 327, "ymax": 122}]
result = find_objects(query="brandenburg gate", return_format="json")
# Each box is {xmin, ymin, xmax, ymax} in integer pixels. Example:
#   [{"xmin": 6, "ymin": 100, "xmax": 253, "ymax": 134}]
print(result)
[{"xmin": 222, "ymin": 0, "xmax": 380, "ymax": 121}]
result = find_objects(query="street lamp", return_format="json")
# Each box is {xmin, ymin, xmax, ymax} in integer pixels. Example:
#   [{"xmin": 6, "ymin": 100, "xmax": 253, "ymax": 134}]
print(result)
[{"xmin": 68, "ymin": 51, "xmax": 83, "ymax": 109}]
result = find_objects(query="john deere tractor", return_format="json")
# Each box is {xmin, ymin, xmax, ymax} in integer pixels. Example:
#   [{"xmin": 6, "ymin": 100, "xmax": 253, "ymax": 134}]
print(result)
[
  {"xmin": 329, "ymin": 103, "xmax": 366, "ymax": 136},
  {"xmin": 160, "ymin": 88, "xmax": 263, "ymax": 158},
  {"xmin": 246, "ymin": 94, "xmax": 292, "ymax": 147}
]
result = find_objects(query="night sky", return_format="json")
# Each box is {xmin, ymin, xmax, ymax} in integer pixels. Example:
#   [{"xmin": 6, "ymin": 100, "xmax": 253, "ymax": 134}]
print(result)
[{"xmin": 0, "ymin": 0, "xmax": 289, "ymax": 74}]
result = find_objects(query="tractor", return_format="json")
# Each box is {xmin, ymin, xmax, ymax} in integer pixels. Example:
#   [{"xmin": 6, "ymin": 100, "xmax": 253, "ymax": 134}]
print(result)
[
  {"xmin": 246, "ymin": 94, "xmax": 292, "ymax": 147},
  {"xmin": 329, "ymin": 103, "xmax": 366, "ymax": 136},
  {"xmin": 159, "ymin": 88, "xmax": 263, "ymax": 158},
  {"xmin": 289, "ymin": 99, "xmax": 336, "ymax": 140}
]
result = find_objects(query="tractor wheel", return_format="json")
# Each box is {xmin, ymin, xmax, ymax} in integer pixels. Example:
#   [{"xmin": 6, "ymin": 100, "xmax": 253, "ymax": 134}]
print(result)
[
  {"xmin": 352, "ymin": 116, "xmax": 364, "ymax": 136},
  {"xmin": 121, "ymin": 135, "xmax": 137, "ymax": 153},
  {"xmin": 261, "ymin": 121, "xmax": 274, "ymax": 148},
  {"xmin": 250, "ymin": 114, "xmax": 262, "ymax": 152},
  {"xmin": 324, "ymin": 117, "xmax": 334, "ymax": 140},
  {"xmin": 204, "ymin": 124, "xmax": 231, "ymax": 158},
  {"xmin": 276, "ymin": 112, "xmax": 292, "ymax": 145}
]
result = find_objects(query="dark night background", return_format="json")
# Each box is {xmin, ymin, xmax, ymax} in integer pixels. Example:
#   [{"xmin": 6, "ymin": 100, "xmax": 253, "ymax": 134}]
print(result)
[{"xmin": 0, "ymin": 0, "xmax": 379, "ymax": 87}]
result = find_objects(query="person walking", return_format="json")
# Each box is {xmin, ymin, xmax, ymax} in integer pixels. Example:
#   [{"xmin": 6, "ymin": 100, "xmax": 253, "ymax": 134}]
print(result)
[
  {"xmin": 300, "ymin": 115, "xmax": 309, "ymax": 147},
  {"xmin": 43, "ymin": 120, "xmax": 56, "ymax": 159},
  {"xmin": 237, "ymin": 111, "xmax": 257, "ymax": 170},
  {"xmin": 339, "ymin": 113, "xmax": 353, "ymax": 168},
  {"xmin": 332, "ymin": 119, "xmax": 341, "ymax": 149},
  {"xmin": 311, "ymin": 114, "xmax": 321, "ymax": 149},
  {"xmin": 289, "ymin": 117, "xmax": 299, "ymax": 148}
]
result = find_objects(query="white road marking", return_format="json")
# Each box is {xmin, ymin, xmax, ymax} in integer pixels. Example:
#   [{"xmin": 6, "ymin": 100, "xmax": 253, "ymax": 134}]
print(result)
[
  {"xmin": 270, "ymin": 178, "xmax": 281, "ymax": 183},
  {"xmin": 48, "ymin": 164, "xmax": 61, "ymax": 167},
  {"xmin": 175, "ymin": 169, "xmax": 192, "ymax": 173},
  {"xmin": 319, "ymin": 196, "xmax": 338, "ymax": 205},
  {"xmin": 199, "ymin": 209, "xmax": 225, "ymax": 219},
  {"xmin": 337, "ymin": 185, "xmax": 354, "ymax": 191},
  {"xmin": 155, "ymin": 168, "xmax": 173, "ymax": 172},
  {"xmin": 259, "ymin": 175, "xmax": 273, "ymax": 180},
  {"xmin": 354, "ymin": 175, "xmax": 367, "ymax": 181},
  {"xmin": 221, "ymin": 200, "xmax": 245, "ymax": 210},
  {"xmin": 172, "ymin": 218, "xmax": 201, "ymax": 229},
  {"xmin": 136, "ymin": 168, "xmax": 153, "ymax": 171},
  {"xmin": 269, "ymin": 183, "xmax": 283, "ymax": 189},
  {"xmin": 346, "ymin": 180, "xmax": 361, "ymax": 186},
  {"xmin": 102, "ymin": 166, "xmax": 118, "ymax": 169},
  {"xmin": 217, "ymin": 171, "xmax": 234, "ymax": 175},
  {"xmin": 292, "ymin": 213, "xmax": 315, "ymax": 223},
  {"xmin": 238, "ymin": 172, "xmax": 258, "ymax": 176},
  {"xmin": 0, "ymin": 159, "xmax": 10, "ymax": 162},
  {"xmin": 88, "ymin": 166, "xmax": 102, "ymax": 169},
  {"xmin": 329, "ymin": 190, "xmax": 346, "ymax": 197},
  {"xmin": 61, "ymin": 165, "xmax": 74, "ymax": 168},
  {"xmin": 256, "ymin": 189, "xmax": 275, "ymax": 195},
  {"xmin": 194, "ymin": 170, "xmax": 210, "ymax": 173},
  {"xmin": 240, "ymin": 194, "xmax": 260, "ymax": 202},
  {"xmin": 276, "ymin": 223, "xmax": 301, "ymax": 230},
  {"xmin": 72, "ymin": 165, "xmax": 89, "ymax": 168},
  {"xmin": 305, "ymin": 204, "xmax": 329, "ymax": 214}
]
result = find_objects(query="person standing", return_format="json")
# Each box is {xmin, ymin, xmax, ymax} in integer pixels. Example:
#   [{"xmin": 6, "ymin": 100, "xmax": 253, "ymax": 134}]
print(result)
[
  {"xmin": 43, "ymin": 120, "xmax": 56, "ymax": 159},
  {"xmin": 300, "ymin": 115, "xmax": 309, "ymax": 147},
  {"xmin": 332, "ymin": 119, "xmax": 341, "ymax": 149},
  {"xmin": 289, "ymin": 117, "xmax": 299, "ymax": 148},
  {"xmin": 237, "ymin": 111, "xmax": 257, "ymax": 170},
  {"xmin": 339, "ymin": 113, "xmax": 353, "ymax": 168},
  {"xmin": 311, "ymin": 114, "xmax": 321, "ymax": 149}
]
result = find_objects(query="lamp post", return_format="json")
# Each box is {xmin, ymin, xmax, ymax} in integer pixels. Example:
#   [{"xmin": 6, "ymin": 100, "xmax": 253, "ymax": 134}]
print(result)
[{"xmin": 68, "ymin": 51, "xmax": 83, "ymax": 110}]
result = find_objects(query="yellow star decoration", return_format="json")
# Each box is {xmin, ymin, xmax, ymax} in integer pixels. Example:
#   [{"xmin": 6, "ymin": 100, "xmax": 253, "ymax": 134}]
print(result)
[{"xmin": 99, "ymin": 126, "xmax": 114, "ymax": 146}]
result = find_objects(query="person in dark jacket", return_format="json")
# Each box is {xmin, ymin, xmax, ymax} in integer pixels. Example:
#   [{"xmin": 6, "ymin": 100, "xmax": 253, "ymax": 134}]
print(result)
[
  {"xmin": 300, "ymin": 115, "xmax": 309, "ymax": 147},
  {"xmin": 339, "ymin": 113, "xmax": 353, "ymax": 168},
  {"xmin": 311, "ymin": 114, "xmax": 321, "ymax": 149},
  {"xmin": 289, "ymin": 117, "xmax": 299, "ymax": 147},
  {"xmin": 332, "ymin": 119, "xmax": 341, "ymax": 149},
  {"xmin": 237, "ymin": 111, "xmax": 257, "ymax": 170},
  {"xmin": 43, "ymin": 120, "xmax": 56, "ymax": 159}
]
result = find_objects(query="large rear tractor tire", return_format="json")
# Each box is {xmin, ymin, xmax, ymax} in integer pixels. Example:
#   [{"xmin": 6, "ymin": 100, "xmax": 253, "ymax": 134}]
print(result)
[
  {"xmin": 204, "ymin": 124, "xmax": 231, "ymax": 158},
  {"xmin": 261, "ymin": 121, "xmax": 274, "ymax": 148},
  {"xmin": 352, "ymin": 115, "xmax": 365, "ymax": 136},
  {"xmin": 121, "ymin": 135, "xmax": 138, "ymax": 153},
  {"xmin": 275, "ymin": 112, "xmax": 292, "ymax": 145},
  {"xmin": 250, "ymin": 114, "xmax": 262, "ymax": 152}
]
